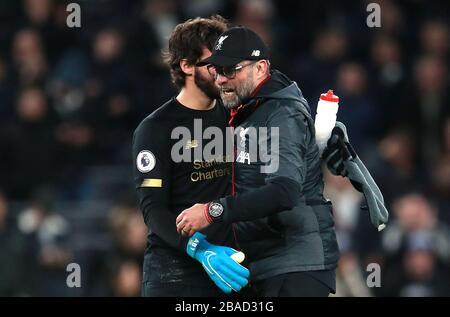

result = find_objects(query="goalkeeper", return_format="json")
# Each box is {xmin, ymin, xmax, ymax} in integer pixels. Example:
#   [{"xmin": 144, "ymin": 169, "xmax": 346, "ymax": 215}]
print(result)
[{"xmin": 132, "ymin": 16, "xmax": 249, "ymax": 297}]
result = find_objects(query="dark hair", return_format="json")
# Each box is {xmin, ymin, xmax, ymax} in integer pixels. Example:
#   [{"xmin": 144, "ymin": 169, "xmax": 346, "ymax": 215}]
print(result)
[{"xmin": 163, "ymin": 15, "xmax": 228, "ymax": 89}]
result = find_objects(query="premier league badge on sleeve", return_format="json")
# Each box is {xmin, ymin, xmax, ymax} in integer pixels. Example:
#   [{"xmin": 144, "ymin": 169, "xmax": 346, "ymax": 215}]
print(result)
[{"xmin": 137, "ymin": 150, "xmax": 156, "ymax": 173}]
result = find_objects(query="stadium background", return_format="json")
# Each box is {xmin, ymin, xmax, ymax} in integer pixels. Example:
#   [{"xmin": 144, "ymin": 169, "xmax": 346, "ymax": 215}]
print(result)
[{"xmin": 0, "ymin": 0, "xmax": 449, "ymax": 296}]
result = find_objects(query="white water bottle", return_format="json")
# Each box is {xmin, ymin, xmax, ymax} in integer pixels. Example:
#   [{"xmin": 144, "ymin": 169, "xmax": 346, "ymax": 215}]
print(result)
[{"xmin": 314, "ymin": 89, "xmax": 340, "ymax": 155}]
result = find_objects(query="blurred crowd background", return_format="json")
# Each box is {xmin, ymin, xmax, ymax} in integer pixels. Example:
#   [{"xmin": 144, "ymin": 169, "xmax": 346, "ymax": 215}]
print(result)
[{"xmin": 0, "ymin": 0, "xmax": 449, "ymax": 296}]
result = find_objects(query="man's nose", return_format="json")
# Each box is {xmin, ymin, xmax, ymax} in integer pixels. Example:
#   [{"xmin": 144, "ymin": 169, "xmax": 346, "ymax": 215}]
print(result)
[{"xmin": 215, "ymin": 73, "xmax": 228, "ymax": 85}]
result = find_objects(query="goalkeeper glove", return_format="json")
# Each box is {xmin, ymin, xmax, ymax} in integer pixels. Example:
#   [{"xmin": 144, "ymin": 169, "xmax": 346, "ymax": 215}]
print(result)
[{"xmin": 186, "ymin": 232, "xmax": 249, "ymax": 294}]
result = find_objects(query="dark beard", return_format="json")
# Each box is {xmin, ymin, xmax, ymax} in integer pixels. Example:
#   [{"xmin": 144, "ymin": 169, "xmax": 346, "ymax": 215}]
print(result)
[{"xmin": 195, "ymin": 72, "xmax": 220, "ymax": 100}]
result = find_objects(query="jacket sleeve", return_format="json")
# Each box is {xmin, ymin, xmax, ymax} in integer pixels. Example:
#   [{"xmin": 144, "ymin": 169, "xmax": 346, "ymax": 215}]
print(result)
[
  {"xmin": 132, "ymin": 120, "xmax": 190, "ymax": 252},
  {"xmin": 221, "ymin": 103, "xmax": 310, "ymax": 223}
]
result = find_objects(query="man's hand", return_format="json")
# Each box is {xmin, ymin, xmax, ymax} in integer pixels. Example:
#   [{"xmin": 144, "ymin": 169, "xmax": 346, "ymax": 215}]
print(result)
[
  {"xmin": 322, "ymin": 122, "xmax": 357, "ymax": 177},
  {"xmin": 176, "ymin": 203, "xmax": 210, "ymax": 237},
  {"xmin": 322, "ymin": 122, "xmax": 366, "ymax": 192}
]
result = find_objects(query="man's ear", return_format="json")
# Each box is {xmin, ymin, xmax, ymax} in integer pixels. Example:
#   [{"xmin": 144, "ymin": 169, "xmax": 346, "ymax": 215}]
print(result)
[
  {"xmin": 255, "ymin": 60, "xmax": 269, "ymax": 80},
  {"xmin": 180, "ymin": 59, "xmax": 194, "ymax": 77}
]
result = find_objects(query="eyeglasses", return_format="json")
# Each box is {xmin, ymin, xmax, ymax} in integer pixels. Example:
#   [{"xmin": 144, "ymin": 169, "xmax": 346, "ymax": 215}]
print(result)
[{"xmin": 206, "ymin": 61, "xmax": 257, "ymax": 79}]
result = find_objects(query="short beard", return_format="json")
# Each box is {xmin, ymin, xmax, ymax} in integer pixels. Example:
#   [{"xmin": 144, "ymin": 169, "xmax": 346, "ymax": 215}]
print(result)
[
  {"xmin": 220, "ymin": 70, "xmax": 255, "ymax": 110},
  {"xmin": 195, "ymin": 71, "xmax": 220, "ymax": 100}
]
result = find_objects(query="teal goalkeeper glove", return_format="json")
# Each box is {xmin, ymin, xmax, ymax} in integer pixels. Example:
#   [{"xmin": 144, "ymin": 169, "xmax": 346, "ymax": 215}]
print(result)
[{"xmin": 186, "ymin": 232, "xmax": 250, "ymax": 294}]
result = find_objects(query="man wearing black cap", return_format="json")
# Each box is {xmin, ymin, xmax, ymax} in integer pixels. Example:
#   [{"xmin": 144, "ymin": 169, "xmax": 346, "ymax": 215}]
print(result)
[{"xmin": 176, "ymin": 26, "xmax": 340, "ymax": 296}]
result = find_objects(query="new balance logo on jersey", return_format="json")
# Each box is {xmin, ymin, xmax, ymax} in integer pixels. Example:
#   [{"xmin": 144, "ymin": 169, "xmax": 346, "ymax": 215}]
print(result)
[
  {"xmin": 185, "ymin": 139, "xmax": 198, "ymax": 149},
  {"xmin": 251, "ymin": 50, "xmax": 260, "ymax": 57}
]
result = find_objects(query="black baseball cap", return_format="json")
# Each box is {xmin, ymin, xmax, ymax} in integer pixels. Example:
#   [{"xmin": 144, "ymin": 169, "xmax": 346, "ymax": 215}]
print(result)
[{"xmin": 196, "ymin": 26, "xmax": 270, "ymax": 67}]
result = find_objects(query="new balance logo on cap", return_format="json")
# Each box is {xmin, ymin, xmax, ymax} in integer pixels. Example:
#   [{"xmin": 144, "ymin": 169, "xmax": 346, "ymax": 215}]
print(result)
[{"xmin": 251, "ymin": 50, "xmax": 260, "ymax": 57}]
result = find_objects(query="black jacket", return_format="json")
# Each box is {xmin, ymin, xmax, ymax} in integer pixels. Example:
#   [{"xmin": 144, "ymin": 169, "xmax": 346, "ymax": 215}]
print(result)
[{"xmin": 219, "ymin": 70, "xmax": 340, "ymax": 281}]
